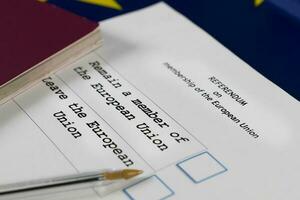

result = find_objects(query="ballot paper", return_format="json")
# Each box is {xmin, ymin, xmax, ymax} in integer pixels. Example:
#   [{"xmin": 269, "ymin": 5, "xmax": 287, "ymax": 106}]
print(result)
[{"xmin": 0, "ymin": 2, "xmax": 299, "ymax": 200}]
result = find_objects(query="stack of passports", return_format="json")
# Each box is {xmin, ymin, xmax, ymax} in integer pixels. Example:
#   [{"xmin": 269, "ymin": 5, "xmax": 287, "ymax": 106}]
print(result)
[{"xmin": 0, "ymin": 0, "xmax": 101, "ymax": 103}]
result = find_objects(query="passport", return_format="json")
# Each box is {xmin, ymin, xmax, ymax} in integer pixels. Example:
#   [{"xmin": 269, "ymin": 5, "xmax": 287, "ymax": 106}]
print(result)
[{"xmin": 0, "ymin": 0, "xmax": 101, "ymax": 103}]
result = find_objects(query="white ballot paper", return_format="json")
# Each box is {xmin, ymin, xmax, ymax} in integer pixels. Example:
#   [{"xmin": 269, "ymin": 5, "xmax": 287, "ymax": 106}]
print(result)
[{"xmin": 0, "ymin": 2, "xmax": 299, "ymax": 200}]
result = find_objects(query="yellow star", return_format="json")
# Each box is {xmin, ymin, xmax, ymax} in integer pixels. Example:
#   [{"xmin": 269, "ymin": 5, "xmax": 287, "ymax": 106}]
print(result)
[
  {"xmin": 78, "ymin": 0, "xmax": 122, "ymax": 10},
  {"xmin": 37, "ymin": 0, "xmax": 122, "ymax": 10},
  {"xmin": 254, "ymin": 0, "xmax": 264, "ymax": 7}
]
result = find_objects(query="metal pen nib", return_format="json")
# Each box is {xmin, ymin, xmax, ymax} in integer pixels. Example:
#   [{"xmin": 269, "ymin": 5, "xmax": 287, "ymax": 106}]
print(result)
[{"xmin": 103, "ymin": 169, "xmax": 144, "ymax": 180}]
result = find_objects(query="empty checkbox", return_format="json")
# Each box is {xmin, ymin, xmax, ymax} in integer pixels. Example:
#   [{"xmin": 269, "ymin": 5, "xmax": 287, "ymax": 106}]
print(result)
[
  {"xmin": 123, "ymin": 175, "xmax": 174, "ymax": 200},
  {"xmin": 177, "ymin": 152, "xmax": 227, "ymax": 183}
]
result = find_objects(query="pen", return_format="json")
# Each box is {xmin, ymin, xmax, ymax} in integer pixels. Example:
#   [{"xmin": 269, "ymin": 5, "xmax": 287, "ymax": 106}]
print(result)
[{"xmin": 0, "ymin": 169, "xmax": 143, "ymax": 195}]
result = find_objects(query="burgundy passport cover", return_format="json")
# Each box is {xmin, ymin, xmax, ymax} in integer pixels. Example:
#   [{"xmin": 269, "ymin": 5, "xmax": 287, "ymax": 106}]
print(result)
[{"xmin": 0, "ymin": 0, "xmax": 98, "ymax": 86}]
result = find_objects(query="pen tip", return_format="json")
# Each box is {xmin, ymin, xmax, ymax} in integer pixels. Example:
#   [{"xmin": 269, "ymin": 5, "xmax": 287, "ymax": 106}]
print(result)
[{"xmin": 103, "ymin": 169, "xmax": 144, "ymax": 180}]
